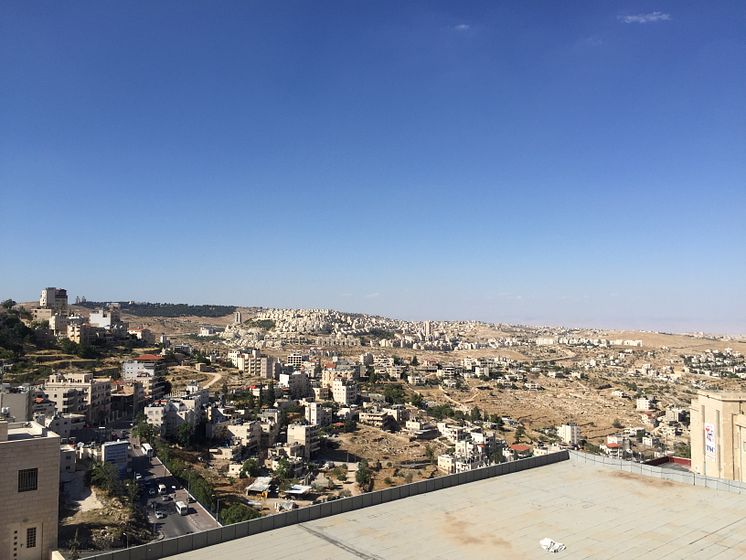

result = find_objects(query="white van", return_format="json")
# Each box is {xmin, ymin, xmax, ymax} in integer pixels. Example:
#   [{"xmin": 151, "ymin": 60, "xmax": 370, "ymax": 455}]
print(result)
[
  {"xmin": 158, "ymin": 483, "xmax": 167, "ymax": 495},
  {"xmin": 175, "ymin": 501, "xmax": 188, "ymax": 515}
]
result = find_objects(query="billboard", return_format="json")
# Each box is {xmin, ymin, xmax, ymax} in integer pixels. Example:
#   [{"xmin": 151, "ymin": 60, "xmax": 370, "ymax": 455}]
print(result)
[{"xmin": 704, "ymin": 423, "xmax": 717, "ymax": 458}]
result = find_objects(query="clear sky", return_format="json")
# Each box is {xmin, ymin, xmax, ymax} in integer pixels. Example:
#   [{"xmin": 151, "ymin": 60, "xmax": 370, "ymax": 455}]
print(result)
[{"xmin": 1, "ymin": 2, "xmax": 744, "ymax": 334}]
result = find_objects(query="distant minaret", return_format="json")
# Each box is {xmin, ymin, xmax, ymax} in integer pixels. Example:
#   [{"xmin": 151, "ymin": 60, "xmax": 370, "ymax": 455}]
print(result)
[{"xmin": 234, "ymin": 311, "xmax": 242, "ymax": 324}]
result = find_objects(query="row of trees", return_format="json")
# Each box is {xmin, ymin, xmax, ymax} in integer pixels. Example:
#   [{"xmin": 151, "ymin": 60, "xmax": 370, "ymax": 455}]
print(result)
[{"xmin": 77, "ymin": 301, "xmax": 237, "ymax": 318}]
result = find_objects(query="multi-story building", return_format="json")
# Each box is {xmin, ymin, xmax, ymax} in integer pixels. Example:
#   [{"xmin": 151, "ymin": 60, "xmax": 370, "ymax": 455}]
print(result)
[
  {"xmin": 66, "ymin": 323, "xmax": 97, "ymax": 345},
  {"xmin": 47, "ymin": 313, "xmax": 69, "ymax": 337},
  {"xmin": 110, "ymin": 380, "xmax": 145, "ymax": 421},
  {"xmin": 359, "ymin": 409, "xmax": 398, "ymax": 431},
  {"xmin": 122, "ymin": 354, "xmax": 166, "ymax": 378},
  {"xmin": 145, "ymin": 394, "xmax": 204, "ymax": 438},
  {"xmin": 279, "ymin": 371, "xmax": 312, "ymax": 399},
  {"xmin": 122, "ymin": 354, "xmax": 167, "ymax": 400},
  {"xmin": 39, "ymin": 287, "xmax": 68, "ymax": 311},
  {"xmin": 332, "ymin": 378, "xmax": 357, "ymax": 405},
  {"xmin": 127, "ymin": 328, "xmax": 155, "ymax": 344},
  {"xmin": 0, "ymin": 384, "xmax": 33, "ymax": 421},
  {"xmin": 89, "ymin": 305, "xmax": 122, "ymax": 330},
  {"xmin": 305, "ymin": 402, "xmax": 332, "ymax": 427},
  {"xmin": 44, "ymin": 372, "xmax": 111, "ymax": 425},
  {"xmin": 286, "ymin": 353, "xmax": 307, "ymax": 370},
  {"xmin": 691, "ymin": 391, "xmax": 746, "ymax": 482},
  {"xmin": 557, "ymin": 424, "xmax": 580, "ymax": 446},
  {"xmin": 101, "ymin": 440, "xmax": 130, "ymax": 477},
  {"xmin": 312, "ymin": 386, "xmax": 331, "ymax": 402},
  {"xmin": 226, "ymin": 421, "xmax": 262, "ymax": 453},
  {"xmin": 0, "ymin": 420, "xmax": 60, "ymax": 560},
  {"xmin": 44, "ymin": 413, "xmax": 86, "ymax": 439},
  {"xmin": 286, "ymin": 423, "xmax": 320, "ymax": 460}
]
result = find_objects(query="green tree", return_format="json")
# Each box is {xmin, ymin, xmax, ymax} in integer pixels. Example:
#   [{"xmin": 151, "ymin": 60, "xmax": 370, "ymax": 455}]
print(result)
[
  {"xmin": 240, "ymin": 458, "xmax": 260, "ymax": 478},
  {"xmin": 425, "ymin": 444, "xmax": 436, "ymax": 464},
  {"xmin": 514, "ymin": 426, "xmax": 526, "ymax": 443},
  {"xmin": 355, "ymin": 459, "xmax": 372, "ymax": 490},
  {"xmin": 264, "ymin": 382, "xmax": 276, "ymax": 406},
  {"xmin": 60, "ymin": 338, "xmax": 79, "ymax": 355},
  {"xmin": 470, "ymin": 406, "xmax": 482, "ymax": 422},
  {"xmin": 1, "ymin": 299, "xmax": 15, "ymax": 310},
  {"xmin": 383, "ymin": 383, "xmax": 405, "ymax": 405},
  {"xmin": 132, "ymin": 419, "xmax": 158, "ymax": 445},
  {"xmin": 411, "ymin": 355, "xmax": 419, "ymax": 366},
  {"xmin": 343, "ymin": 415, "xmax": 357, "ymax": 433},
  {"xmin": 177, "ymin": 422, "xmax": 194, "ymax": 448},
  {"xmin": 246, "ymin": 392, "xmax": 256, "ymax": 410},
  {"xmin": 410, "ymin": 392, "xmax": 424, "ymax": 408},
  {"xmin": 220, "ymin": 503, "xmax": 261, "ymax": 524},
  {"xmin": 91, "ymin": 461, "xmax": 120, "ymax": 495},
  {"xmin": 274, "ymin": 457, "xmax": 292, "ymax": 481}
]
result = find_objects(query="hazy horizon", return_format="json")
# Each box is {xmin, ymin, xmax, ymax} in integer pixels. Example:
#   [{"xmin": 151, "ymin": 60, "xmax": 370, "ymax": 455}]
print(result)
[
  {"xmin": 2, "ymin": 2, "xmax": 744, "ymax": 335},
  {"xmin": 7, "ymin": 292, "xmax": 745, "ymax": 337}
]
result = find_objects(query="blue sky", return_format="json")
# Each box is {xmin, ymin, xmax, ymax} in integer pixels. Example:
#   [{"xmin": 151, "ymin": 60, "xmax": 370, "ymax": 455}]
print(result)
[{"xmin": 1, "ymin": 2, "xmax": 744, "ymax": 333}]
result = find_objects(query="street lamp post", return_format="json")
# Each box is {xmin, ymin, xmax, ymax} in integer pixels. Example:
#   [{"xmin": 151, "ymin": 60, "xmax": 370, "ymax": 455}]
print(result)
[{"xmin": 123, "ymin": 532, "xmax": 128, "ymax": 549}]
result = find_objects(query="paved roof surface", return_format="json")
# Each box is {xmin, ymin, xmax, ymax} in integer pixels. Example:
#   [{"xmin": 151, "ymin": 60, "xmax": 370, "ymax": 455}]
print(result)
[{"xmin": 170, "ymin": 459, "xmax": 746, "ymax": 559}]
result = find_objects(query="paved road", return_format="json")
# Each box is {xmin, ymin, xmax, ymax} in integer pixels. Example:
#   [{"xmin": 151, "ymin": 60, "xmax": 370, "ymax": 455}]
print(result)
[{"xmin": 131, "ymin": 446, "xmax": 221, "ymax": 538}]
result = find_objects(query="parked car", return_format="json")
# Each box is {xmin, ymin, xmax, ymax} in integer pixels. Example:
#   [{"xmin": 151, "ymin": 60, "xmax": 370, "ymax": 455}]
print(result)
[{"xmin": 155, "ymin": 510, "xmax": 167, "ymax": 519}]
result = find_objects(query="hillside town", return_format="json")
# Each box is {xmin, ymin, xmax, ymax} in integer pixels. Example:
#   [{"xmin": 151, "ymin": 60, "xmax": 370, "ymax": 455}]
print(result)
[{"xmin": 1, "ymin": 288, "xmax": 746, "ymax": 559}]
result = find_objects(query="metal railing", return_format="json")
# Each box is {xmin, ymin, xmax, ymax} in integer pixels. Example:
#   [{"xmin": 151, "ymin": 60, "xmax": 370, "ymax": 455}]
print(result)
[{"xmin": 568, "ymin": 450, "xmax": 746, "ymax": 493}]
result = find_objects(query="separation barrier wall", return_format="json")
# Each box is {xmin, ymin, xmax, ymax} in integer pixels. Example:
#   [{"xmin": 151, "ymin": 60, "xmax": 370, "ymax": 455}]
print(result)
[
  {"xmin": 83, "ymin": 451, "xmax": 569, "ymax": 560},
  {"xmin": 568, "ymin": 450, "xmax": 746, "ymax": 493}
]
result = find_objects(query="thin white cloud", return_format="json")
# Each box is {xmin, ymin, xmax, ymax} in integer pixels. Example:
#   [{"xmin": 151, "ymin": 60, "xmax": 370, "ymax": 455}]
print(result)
[
  {"xmin": 454, "ymin": 24, "xmax": 471, "ymax": 32},
  {"xmin": 364, "ymin": 292, "xmax": 380, "ymax": 299},
  {"xmin": 619, "ymin": 11, "xmax": 671, "ymax": 24}
]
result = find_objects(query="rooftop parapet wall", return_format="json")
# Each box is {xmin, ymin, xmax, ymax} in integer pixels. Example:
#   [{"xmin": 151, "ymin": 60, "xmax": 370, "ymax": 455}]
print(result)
[{"xmin": 78, "ymin": 451, "xmax": 570, "ymax": 560}]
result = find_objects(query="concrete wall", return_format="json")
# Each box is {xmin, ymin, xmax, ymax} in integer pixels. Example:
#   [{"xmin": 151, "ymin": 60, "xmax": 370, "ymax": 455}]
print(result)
[
  {"xmin": 568, "ymin": 450, "xmax": 746, "ymax": 493},
  {"xmin": 81, "ymin": 451, "xmax": 569, "ymax": 560}
]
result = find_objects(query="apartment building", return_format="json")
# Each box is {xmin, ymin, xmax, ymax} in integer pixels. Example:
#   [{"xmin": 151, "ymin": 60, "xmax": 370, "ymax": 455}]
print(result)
[
  {"xmin": 145, "ymin": 394, "xmax": 204, "ymax": 438},
  {"xmin": 332, "ymin": 378, "xmax": 357, "ymax": 405},
  {"xmin": 278, "ymin": 371, "xmax": 312, "ymax": 399},
  {"xmin": 691, "ymin": 391, "xmax": 746, "ymax": 482},
  {"xmin": 101, "ymin": 440, "xmax": 130, "ymax": 477},
  {"xmin": 39, "ymin": 287, "xmax": 68, "ymax": 311},
  {"xmin": 557, "ymin": 424, "xmax": 580, "ymax": 446},
  {"xmin": 226, "ymin": 421, "xmax": 262, "ymax": 453},
  {"xmin": 0, "ymin": 384, "xmax": 33, "ymax": 421},
  {"xmin": 286, "ymin": 423, "xmax": 320, "ymax": 460},
  {"xmin": 47, "ymin": 313, "xmax": 69, "ymax": 337},
  {"xmin": 44, "ymin": 372, "xmax": 111, "ymax": 425},
  {"xmin": 0, "ymin": 421, "xmax": 60, "ymax": 560},
  {"xmin": 286, "ymin": 353, "xmax": 307, "ymax": 370},
  {"xmin": 305, "ymin": 402, "xmax": 332, "ymax": 426},
  {"xmin": 127, "ymin": 328, "xmax": 155, "ymax": 344},
  {"xmin": 44, "ymin": 413, "xmax": 85, "ymax": 439},
  {"xmin": 89, "ymin": 305, "xmax": 125, "ymax": 333},
  {"xmin": 121, "ymin": 354, "xmax": 167, "ymax": 400}
]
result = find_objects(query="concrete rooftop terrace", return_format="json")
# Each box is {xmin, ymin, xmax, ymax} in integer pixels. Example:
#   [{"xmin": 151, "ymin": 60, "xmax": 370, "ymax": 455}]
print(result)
[{"xmin": 169, "ymin": 459, "xmax": 746, "ymax": 560}]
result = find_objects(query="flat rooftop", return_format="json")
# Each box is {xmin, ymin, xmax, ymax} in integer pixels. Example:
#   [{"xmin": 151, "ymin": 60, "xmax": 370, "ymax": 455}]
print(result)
[{"xmin": 170, "ymin": 459, "xmax": 746, "ymax": 560}]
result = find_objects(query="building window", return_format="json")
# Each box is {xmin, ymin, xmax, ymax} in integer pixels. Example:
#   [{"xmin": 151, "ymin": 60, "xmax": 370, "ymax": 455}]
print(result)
[
  {"xmin": 18, "ymin": 468, "xmax": 38, "ymax": 492},
  {"xmin": 26, "ymin": 527, "xmax": 36, "ymax": 548}
]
